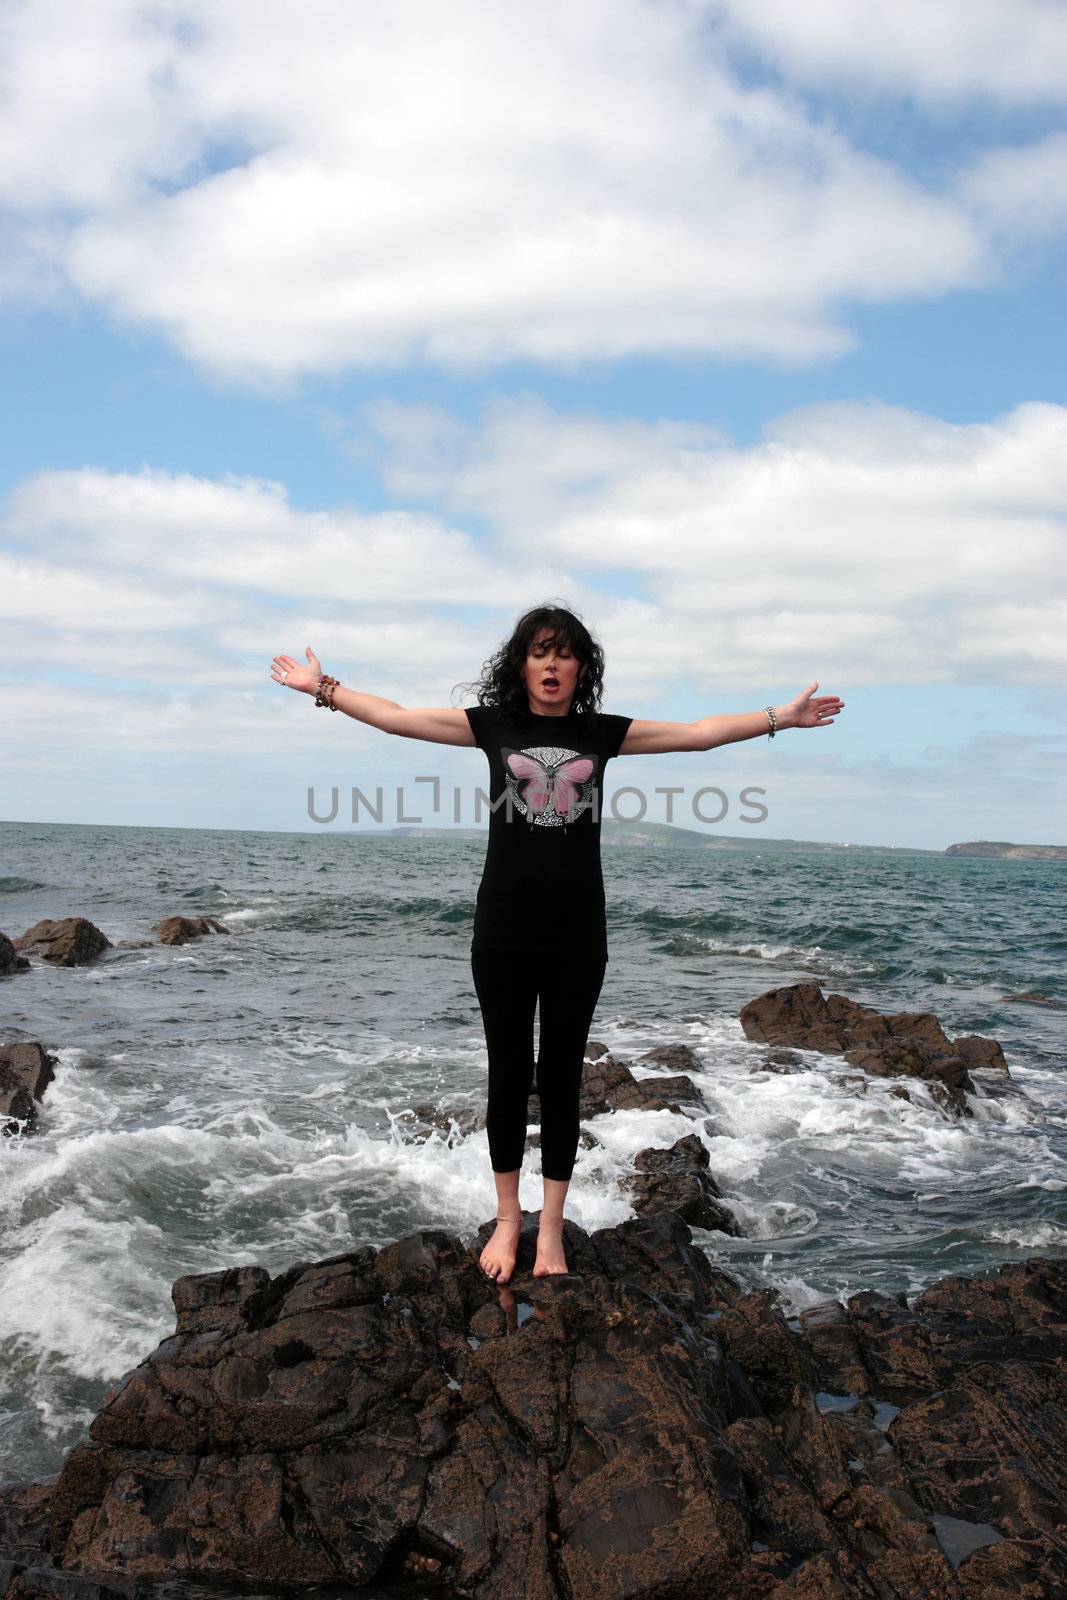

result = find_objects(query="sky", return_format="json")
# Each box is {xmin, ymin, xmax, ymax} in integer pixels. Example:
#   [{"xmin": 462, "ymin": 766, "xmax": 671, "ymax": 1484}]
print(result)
[{"xmin": 1, "ymin": 0, "xmax": 1065, "ymax": 850}]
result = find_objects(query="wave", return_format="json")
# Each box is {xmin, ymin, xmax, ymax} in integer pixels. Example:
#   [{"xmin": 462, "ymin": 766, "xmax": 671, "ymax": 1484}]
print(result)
[{"xmin": 661, "ymin": 932, "xmax": 882, "ymax": 979}]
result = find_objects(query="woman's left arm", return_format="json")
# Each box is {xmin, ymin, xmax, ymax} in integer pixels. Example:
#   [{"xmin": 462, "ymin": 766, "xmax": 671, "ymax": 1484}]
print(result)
[{"xmin": 618, "ymin": 682, "xmax": 844, "ymax": 755}]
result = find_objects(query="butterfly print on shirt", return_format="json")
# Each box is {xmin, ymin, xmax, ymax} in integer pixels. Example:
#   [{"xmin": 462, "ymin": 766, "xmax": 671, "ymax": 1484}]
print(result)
[{"xmin": 502, "ymin": 744, "xmax": 599, "ymax": 827}]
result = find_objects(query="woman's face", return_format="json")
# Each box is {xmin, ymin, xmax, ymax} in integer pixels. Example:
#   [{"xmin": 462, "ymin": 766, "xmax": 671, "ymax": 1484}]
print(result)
[{"xmin": 522, "ymin": 627, "xmax": 585, "ymax": 715}]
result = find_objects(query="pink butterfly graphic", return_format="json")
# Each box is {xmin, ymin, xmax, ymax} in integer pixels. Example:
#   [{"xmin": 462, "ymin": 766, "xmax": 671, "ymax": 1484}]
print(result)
[{"xmin": 503, "ymin": 747, "xmax": 597, "ymax": 822}]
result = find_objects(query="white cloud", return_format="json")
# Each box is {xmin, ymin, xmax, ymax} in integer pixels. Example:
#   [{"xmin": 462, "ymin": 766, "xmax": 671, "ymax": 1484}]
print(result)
[
  {"xmin": 961, "ymin": 132, "xmax": 1067, "ymax": 241},
  {"xmin": 3, "ymin": 401, "xmax": 1066, "ymax": 826},
  {"xmin": 5, "ymin": 398, "xmax": 1067, "ymax": 712},
  {"xmin": 370, "ymin": 394, "xmax": 1067, "ymax": 688},
  {"xmin": 715, "ymin": 0, "xmax": 1067, "ymax": 105},
  {"xmin": 0, "ymin": 0, "xmax": 988, "ymax": 379},
  {"xmin": 4, "ymin": 466, "xmax": 557, "ymax": 605}
]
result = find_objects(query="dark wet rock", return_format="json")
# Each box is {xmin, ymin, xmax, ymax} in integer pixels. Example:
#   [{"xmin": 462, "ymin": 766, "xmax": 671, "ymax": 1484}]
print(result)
[
  {"xmin": 799, "ymin": 1301, "xmax": 873, "ymax": 1400},
  {"xmin": 524, "ymin": 1126, "xmax": 602, "ymax": 1156},
  {"xmin": 578, "ymin": 1051, "xmax": 706, "ymax": 1117},
  {"xmin": 751, "ymin": 1047, "xmax": 804, "ymax": 1075},
  {"xmin": 840, "ymin": 1290, "xmax": 940, "ymax": 1403},
  {"xmin": 3, "ymin": 1235, "xmax": 1065, "ymax": 1599},
  {"xmin": 635, "ymin": 1042, "xmax": 701, "ymax": 1074},
  {"xmin": 1002, "ymin": 990, "xmax": 1063, "ymax": 1008},
  {"xmin": 890, "ymin": 1360, "xmax": 1067, "ymax": 1573},
  {"xmin": 740, "ymin": 982, "xmax": 1009, "ymax": 1116},
  {"xmin": 406, "ymin": 1102, "xmax": 483, "ymax": 1139},
  {"xmin": 13, "ymin": 919, "xmax": 110, "ymax": 967},
  {"xmin": 155, "ymin": 916, "xmax": 230, "ymax": 947},
  {"xmin": 0, "ymin": 934, "xmax": 29, "ymax": 976},
  {"xmin": 624, "ymin": 1133, "xmax": 739, "ymax": 1234},
  {"xmin": 909, "ymin": 1254, "xmax": 1067, "ymax": 1369},
  {"xmin": 0, "ymin": 1043, "xmax": 57, "ymax": 1136}
]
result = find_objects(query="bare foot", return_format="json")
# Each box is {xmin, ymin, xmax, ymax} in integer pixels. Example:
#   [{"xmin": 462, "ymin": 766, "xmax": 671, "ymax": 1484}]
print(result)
[
  {"xmin": 480, "ymin": 1215, "xmax": 522, "ymax": 1283},
  {"xmin": 533, "ymin": 1218, "xmax": 569, "ymax": 1276}
]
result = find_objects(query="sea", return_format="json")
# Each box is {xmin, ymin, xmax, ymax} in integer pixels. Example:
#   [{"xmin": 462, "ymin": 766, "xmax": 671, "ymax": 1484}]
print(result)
[{"xmin": 1, "ymin": 818, "xmax": 1065, "ymax": 1485}]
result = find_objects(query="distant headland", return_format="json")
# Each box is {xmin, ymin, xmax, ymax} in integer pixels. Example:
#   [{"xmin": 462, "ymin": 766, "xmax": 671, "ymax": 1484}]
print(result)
[{"xmin": 944, "ymin": 840, "xmax": 1067, "ymax": 862}]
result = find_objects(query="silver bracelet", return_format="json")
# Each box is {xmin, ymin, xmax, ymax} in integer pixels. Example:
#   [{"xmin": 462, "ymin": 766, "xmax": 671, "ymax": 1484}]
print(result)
[{"xmin": 764, "ymin": 706, "xmax": 777, "ymax": 739}]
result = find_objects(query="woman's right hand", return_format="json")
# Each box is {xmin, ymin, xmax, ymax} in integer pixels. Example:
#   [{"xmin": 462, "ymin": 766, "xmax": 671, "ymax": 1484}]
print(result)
[{"xmin": 271, "ymin": 646, "xmax": 323, "ymax": 695}]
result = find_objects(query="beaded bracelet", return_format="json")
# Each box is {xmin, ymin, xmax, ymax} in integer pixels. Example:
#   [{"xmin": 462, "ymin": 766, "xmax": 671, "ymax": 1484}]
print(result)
[
  {"xmin": 764, "ymin": 706, "xmax": 777, "ymax": 739},
  {"xmin": 315, "ymin": 673, "xmax": 341, "ymax": 710}
]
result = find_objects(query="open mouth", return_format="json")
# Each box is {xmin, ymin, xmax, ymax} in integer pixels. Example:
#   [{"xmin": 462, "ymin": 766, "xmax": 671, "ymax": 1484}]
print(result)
[{"xmin": 543, "ymin": 678, "xmax": 559, "ymax": 690}]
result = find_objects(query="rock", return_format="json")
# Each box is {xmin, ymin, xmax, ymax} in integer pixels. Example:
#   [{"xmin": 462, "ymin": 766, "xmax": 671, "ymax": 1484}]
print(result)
[
  {"xmin": 635, "ymin": 1042, "xmax": 702, "ymax": 1074},
  {"xmin": 624, "ymin": 1133, "xmax": 739, "ymax": 1234},
  {"xmin": 0, "ymin": 1043, "xmax": 58, "ymax": 1136},
  {"xmin": 155, "ymin": 915, "xmax": 230, "ymax": 946},
  {"xmin": 753, "ymin": 1047, "xmax": 804, "ymax": 1074},
  {"xmin": 583, "ymin": 1038, "xmax": 611, "ymax": 1061},
  {"xmin": 739, "ymin": 982, "xmax": 1009, "ymax": 1116},
  {"xmin": 1, "ymin": 1237, "xmax": 1064, "ymax": 1599},
  {"xmin": 578, "ymin": 1052, "xmax": 707, "ymax": 1117},
  {"xmin": 524, "ymin": 1126, "xmax": 602, "ymax": 1156},
  {"xmin": 0, "ymin": 934, "xmax": 29, "ymax": 976},
  {"xmin": 13, "ymin": 919, "xmax": 110, "ymax": 967},
  {"xmin": 407, "ymin": 1101, "xmax": 483, "ymax": 1138},
  {"xmin": 1002, "ymin": 990, "xmax": 1063, "ymax": 1008}
]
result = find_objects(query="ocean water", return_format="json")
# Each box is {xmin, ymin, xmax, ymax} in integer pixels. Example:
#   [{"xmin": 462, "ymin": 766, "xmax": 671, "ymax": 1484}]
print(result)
[{"xmin": 0, "ymin": 818, "xmax": 1064, "ymax": 1483}]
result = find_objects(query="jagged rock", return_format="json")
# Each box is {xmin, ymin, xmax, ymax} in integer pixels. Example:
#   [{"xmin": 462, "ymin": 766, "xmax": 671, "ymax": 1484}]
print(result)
[
  {"xmin": 13, "ymin": 920, "xmax": 110, "ymax": 967},
  {"xmin": 524, "ymin": 1126, "xmax": 602, "ymax": 1156},
  {"xmin": 0, "ymin": 935, "xmax": 29, "ymax": 976},
  {"xmin": 635, "ymin": 1042, "xmax": 701, "ymax": 1074},
  {"xmin": 155, "ymin": 916, "xmax": 230, "ymax": 946},
  {"xmin": 751, "ymin": 1047, "xmax": 804, "ymax": 1075},
  {"xmin": 1, "ymin": 1237, "xmax": 1064, "ymax": 1599},
  {"xmin": 739, "ymin": 983, "xmax": 1009, "ymax": 1116},
  {"xmin": 1002, "ymin": 991, "xmax": 1062, "ymax": 1008},
  {"xmin": 407, "ymin": 1102, "xmax": 483, "ymax": 1138},
  {"xmin": 583, "ymin": 1039, "xmax": 610, "ymax": 1061},
  {"xmin": 624, "ymin": 1133, "xmax": 739, "ymax": 1234},
  {"xmin": 0, "ymin": 1043, "xmax": 57, "ymax": 1136},
  {"xmin": 578, "ymin": 1052, "xmax": 706, "ymax": 1117}
]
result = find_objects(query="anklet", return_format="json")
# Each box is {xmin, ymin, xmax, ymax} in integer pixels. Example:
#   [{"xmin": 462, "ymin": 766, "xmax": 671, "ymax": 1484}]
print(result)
[{"xmin": 496, "ymin": 1214, "xmax": 521, "ymax": 1222}]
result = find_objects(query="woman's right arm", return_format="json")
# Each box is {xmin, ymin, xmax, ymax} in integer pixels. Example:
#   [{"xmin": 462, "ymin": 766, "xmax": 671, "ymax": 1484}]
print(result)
[{"xmin": 271, "ymin": 647, "xmax": 476, "ymax": 746}]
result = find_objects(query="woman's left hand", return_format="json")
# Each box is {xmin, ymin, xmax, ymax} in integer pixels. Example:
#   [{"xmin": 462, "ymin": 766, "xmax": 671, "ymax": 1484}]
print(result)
[{"xmin": 784, "ymin": 682, "xmax": 844, "ymax": 729}]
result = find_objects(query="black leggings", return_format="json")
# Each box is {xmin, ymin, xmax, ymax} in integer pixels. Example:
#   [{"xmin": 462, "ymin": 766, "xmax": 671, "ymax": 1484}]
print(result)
[{"xmin": 470, "ymin": 949, "xmax": 608, "ymax": 1182}]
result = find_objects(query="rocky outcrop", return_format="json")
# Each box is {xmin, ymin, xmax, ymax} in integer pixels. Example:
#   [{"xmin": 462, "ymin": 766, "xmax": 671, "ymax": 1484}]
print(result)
[
  {"xmin": 0, "ymin": 1043, "xmax": 57, "ymax": 1135},
  {"xmin": 155, "ymin": 916, "xmax": 230, "ymax": 946},
  {"xmin": 635, "ymin": 1043, "xmax": 702, "ymax": 1074},
  {"xmin": 0, "ymin": 1229, "xmax": 1064, "ymax": 1600},
  {"xmin": 0, "ymin": 935, "xmax": 29, "ymax": 977},
  {"xmin": 578, "ymin": 1050, "xmax": 705, "ymax": 1118},
  {"xmin": 14, "ymin": 920, "xmax": 110, "ymax": 967},
  {"xmin": 1003, "ymin": 991, "xmax": 1063, "ymax": 1008},
  {"xmin": 740, "ymin": 983, "xmax": 1010, "ymax": 1116},
  {"xmin": 624, "ymin": 1132, "xmax": 738, "ymax": 1234}
]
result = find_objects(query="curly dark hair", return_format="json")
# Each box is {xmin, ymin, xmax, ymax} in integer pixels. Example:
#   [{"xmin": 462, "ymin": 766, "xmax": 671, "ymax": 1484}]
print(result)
[{"xmin": 454, "ymin": 601, "xmax": 606, "ymax": 719}]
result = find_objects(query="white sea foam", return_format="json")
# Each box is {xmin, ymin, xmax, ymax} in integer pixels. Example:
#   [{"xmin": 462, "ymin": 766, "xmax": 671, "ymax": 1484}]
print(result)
[
  {"xmin": 985, "ymin": 1222, "xmax": 1067, "ymax": 1248},
  {"xmin": 219, "ymin": 905, "xmax": 275, "ymax": 926},
  {"xmin": 676, "ymin": 935, "xmax": 878, "ymax": 979}
]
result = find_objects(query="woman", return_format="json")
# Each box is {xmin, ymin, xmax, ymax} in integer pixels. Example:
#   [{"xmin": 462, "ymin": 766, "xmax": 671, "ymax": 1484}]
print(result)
[{"xmin": 271, "ymin": 603, "xmax": 843, "ymax": 1286}]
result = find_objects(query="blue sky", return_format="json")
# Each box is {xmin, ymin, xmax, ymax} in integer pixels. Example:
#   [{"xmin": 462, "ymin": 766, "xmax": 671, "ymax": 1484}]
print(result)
[{"xmin": 1, "ymin": 0, "xmax": 1065, "ymax": 848}]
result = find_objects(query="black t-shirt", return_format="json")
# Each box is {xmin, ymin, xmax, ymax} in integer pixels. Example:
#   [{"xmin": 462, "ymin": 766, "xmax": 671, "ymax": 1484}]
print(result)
[{"xmin": 465, "ymin": 703, "xmax": 633, "ymax": 959}]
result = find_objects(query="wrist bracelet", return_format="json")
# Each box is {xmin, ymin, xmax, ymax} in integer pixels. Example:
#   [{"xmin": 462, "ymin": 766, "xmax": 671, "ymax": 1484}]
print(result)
[
  {"xmin": 315, "ymin": 673, "xmax": 341, "ymax": 710},
  {"xmin": 764, "ymin": 706, "xmax": 777, "ymax": 739}
]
